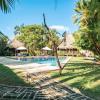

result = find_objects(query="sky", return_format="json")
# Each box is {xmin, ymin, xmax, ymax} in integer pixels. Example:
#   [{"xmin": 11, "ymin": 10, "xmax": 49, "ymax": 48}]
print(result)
[{"xmin": 0, "ymin": 0, "xmax": 78, "ymax": 40}]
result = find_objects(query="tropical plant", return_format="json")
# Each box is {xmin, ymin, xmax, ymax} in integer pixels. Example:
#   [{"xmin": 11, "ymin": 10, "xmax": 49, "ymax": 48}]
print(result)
[
  {"xmin": 43, "ymin": 13, "xmax": 63, "ymax": 75},
  {"xmin": 0, "ymin": 31, "xmax": 11, "ymax": 56},
  {"xmin": 0, "ymin": 0, "xmax": 17, "ymax": 13},
  {"xmin": 16, "ymin": 24, "xmax": 60, "ymax": 55},
  {"xmin": 74, "ymin": 0, "xmax": 100, "ymax": 57}
]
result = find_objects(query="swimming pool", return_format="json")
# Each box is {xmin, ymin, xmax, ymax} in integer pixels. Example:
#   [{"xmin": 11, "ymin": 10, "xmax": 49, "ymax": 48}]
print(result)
[{"xmin": 17, "ymin": 56, "xmax": 66, "ymax": 66}]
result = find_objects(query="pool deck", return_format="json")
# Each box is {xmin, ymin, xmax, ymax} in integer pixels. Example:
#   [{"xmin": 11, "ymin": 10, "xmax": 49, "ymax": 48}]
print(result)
[{"xmin": 0, "ymin": 57, "xmax": 71, "ymax": 73}]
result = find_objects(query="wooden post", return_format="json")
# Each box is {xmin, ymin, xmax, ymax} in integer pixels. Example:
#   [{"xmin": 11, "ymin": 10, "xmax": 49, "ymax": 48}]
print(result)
[{"xmin": 15, "ymin": 49, "xmax": 16, "ymax": 56}]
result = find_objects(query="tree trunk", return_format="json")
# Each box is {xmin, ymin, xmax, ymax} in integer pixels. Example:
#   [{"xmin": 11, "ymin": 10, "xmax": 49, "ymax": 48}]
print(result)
[
  {"xmin": 91, "ymin": 34, "xmax": 100, "ymax": 56},
  {"xmin": 53, "ymin": 41, "xmax": 62, "ymax": 75},
  {"xmin": 43, "ymin": 14, "xmax": 63, "ymax": 75}
]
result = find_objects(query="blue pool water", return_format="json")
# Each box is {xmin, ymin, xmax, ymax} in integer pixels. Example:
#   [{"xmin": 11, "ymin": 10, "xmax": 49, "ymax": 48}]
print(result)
[{"xmin": 18, "ymin": 56, "xmax": 66, "ymax": 66}]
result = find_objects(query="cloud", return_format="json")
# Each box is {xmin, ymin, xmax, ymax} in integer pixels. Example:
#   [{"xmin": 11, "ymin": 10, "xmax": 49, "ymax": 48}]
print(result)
[{"xmin": 49, "ymin": 25, "xmax": 69, "ymax": 31}]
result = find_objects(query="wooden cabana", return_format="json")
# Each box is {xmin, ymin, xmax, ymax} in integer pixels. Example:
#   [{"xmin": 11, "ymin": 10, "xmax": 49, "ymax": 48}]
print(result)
[
  {"xmin": 58, "ymin": 32, "xmax": 79, "ymax": 56},
  {"xmin": 10, "ymin": 39, "xmax": 24, "ymax": 48},
  {"xmin": 16, "ymin": 46, "xmax": 28, "ymax": 56},
  {"xmin": 10, "ymin": 39, "xmax": 28, "ymax": 56}
]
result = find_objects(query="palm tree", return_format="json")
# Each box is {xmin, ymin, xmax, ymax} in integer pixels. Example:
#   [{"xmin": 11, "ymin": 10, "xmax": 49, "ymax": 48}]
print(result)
[
  {"xmin": 74, "ymin": 0, "xmax": 100, "ymax": 55},
  {"xmin": 0, "ymin": 0, "xmax": 16, "ymax": 13},
  {"xmin": 0, "ymin": 0, "xmax": 57, "ymax": 13}
]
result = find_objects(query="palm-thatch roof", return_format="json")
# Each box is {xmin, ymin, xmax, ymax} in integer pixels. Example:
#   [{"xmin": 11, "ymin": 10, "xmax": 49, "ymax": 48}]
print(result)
[
  {"xmin": 10, "ymin": 39, "xmax": 24, "ymax": 49},
  {"xmin": 58, "ymin": 33, "xmax": 77, "ymax": 50}
]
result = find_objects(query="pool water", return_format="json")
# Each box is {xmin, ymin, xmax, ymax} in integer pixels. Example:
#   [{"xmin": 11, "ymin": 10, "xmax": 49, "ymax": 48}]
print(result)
[{"xmin": 18, "ymin": 56, "xmax": 66, "ymax": 66}]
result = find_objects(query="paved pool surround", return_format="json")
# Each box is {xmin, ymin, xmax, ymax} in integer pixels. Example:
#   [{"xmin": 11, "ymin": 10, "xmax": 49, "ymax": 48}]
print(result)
[{"xmin": 0, "ymin": 57, "xmax": 71, "ymax": 73}]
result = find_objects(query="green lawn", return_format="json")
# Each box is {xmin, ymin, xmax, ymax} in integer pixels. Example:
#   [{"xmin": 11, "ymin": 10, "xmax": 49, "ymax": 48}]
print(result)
[
  {"xmin": 0, "ymin": 57, "xmax": 100, "ymax": 99},
  {"xmin": 0, "ymin": 64, "xmax": 28, "ymax": 86},
  {"xmin": 52, "ymin": 57, "xmax": 100, "ymax": 100}
]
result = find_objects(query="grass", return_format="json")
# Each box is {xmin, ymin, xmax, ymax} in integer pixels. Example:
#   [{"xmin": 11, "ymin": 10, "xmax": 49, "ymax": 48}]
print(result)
[
  {"xmin": 0, "ymin": 57, "xmax": 99, "ymax": 99},
  {"xmin": 51, "ymin": 57, "xmax": 100, "ymax": 100},
  {"xmin": 0, "ymin": 64, "xmax": 29, "ymax": 86}
]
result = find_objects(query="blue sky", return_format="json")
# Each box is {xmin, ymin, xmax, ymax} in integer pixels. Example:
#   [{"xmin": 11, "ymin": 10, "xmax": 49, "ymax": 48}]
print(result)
[{"xmin": 0, "ymin": 0, "xmax": 78, "ymax": 39}]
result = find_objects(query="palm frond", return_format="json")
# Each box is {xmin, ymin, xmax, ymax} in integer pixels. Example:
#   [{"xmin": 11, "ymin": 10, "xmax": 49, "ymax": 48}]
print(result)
[
  {"xmin": 0, "ymin": 31, "xmax": 8, "ymax": 40},
  {"xmin": 0, "ymin": 0, "xmax": 16, "ymax": 13}
]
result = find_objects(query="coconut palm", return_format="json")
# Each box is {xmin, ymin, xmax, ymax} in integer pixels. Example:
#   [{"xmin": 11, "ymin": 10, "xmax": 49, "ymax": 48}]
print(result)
[
  {"xmin": 0, "ymin": 0, "xmax": 57, "ymax": 13},
  {"xmin": 0, "ymin": 0, "xmax": 16, "ymax": 13}
]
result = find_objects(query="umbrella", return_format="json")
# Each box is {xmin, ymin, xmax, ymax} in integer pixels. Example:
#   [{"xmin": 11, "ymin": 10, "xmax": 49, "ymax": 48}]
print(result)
[
  {"xmin": 42, "ymin": 46, "xmax": 52, "ymax": 51},
  {"xmin": 16, "ymin": 46, "xmax": 27, "ymax": 50}
]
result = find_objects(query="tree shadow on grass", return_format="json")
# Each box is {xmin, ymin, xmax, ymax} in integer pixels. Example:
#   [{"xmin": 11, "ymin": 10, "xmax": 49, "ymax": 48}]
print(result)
[
  {"xmin": 40, "ymin": 66, "xmax": 97, "ymax": 88},
  {"xmin": 51, "ymin": 65, "xmax": 100, "ymax": 83},
  {"xmin": 70, "ymin": 81, "xmax": 100, "ymax": 100},
  {"xmin": 0, "ymin": 64, "xmax": 29, "ymax": 86},
  {"xmin": 59, "ymin": 68, "xmax": 99, "ymax": 82},
  {"xmin": 49, "ymin": 62, "xmax": 100, "ymax": 100},
  {"xmin": 51, "ymin": 62, "xmax": 100, "ymax": 78},
  {"xmin": 65, "ymin": 62, "xmax": 98, "ymax": 68}
]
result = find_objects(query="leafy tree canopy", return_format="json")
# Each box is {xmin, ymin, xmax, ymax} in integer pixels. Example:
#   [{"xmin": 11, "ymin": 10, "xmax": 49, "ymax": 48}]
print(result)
[
  {"xmin": 74, "ymin": 0, "xmax": 100, "ymax": 56},
  {"xmin": 15, "ymin": 24, "xmax": 60, "ymax": 55},
  {"xmin": 0, "ymin": 31, "xmax": 11, "ymax": 56}
]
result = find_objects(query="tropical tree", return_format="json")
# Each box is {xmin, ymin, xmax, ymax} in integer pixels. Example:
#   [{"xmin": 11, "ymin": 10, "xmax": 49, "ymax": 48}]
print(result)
[
  {"xmin": 0, "ymin": 0, "xmax": 17, "ymax": 13},
  {"xmin": 0, "ymin": 0, "xmax": 17, "ymax": 55},
  {"xmin": 74, "ymin": 0, "xmax": 100, "ymax": 57},
  {"xmin": 43, "ymin": 14, "xmax": 63, "ymax": 75},
  {"xmin": 0, "ymin": 31, "xmax": 11, "ymax": 56},
  {"xmin": 16, "ymin": 24, "xmax": 60, "ymax": 55},
  {"xmin": 16, "ymin": 25, "xmax": 45, "ymax": 55}
]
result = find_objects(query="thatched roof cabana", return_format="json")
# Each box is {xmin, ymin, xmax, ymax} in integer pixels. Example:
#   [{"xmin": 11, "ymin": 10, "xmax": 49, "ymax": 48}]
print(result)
[
  {"xmin": 10, "ymin": 39, "xmax": 24, "ymax": 49},
  {"xmin": 58, "ymin": 33, "xmax": 77, "ymax": 50},
  {"xmin": 10, "ymin": 39, "xmax": 28, "ymax": 56},
  {"xmin": 58, "ymin": 32, "xmax": 78, "ymax": 56}
]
